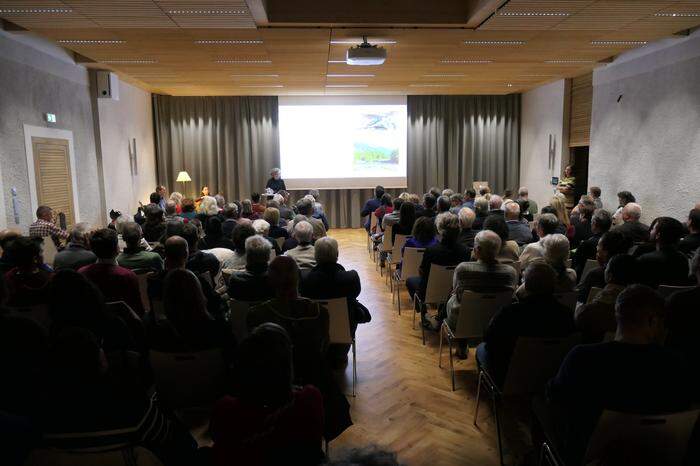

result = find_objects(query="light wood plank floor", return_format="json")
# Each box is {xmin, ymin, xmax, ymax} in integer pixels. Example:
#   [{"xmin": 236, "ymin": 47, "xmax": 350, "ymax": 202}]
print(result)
[{"xmin": 330, "ymin": 228, "xmax": 501, "ymax": 466}]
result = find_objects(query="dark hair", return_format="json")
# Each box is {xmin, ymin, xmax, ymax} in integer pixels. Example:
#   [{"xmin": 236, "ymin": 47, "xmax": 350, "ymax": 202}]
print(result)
[
  {"xmin": 49, "ymin": 326, "xmax": 103, "ymax": 381},
  {"xmin": 296, "ymin": 198, "xmax": 313, "ymax": 216},
  {"xmin": 251, "ymin": 192, "xmax": 261, "ymax": 203},
  {"xmin": 537, "ymin": 213, "xmax": 560, "ymax": 236},
  {"xmin": 235, "ymin": 323, "xmax": 293, "ymax": 408},
  {"xmin": 398, "ymin": 202, "xmax": 416, "ymax": 231},
  {"xmin": 429, "ymin": 187, "xmax": 441, "ymax": 198},
  {"xmin": 392, "ymin": 198, "xmax": 404, "ymax": 210},
  {"xmin": 90, "ymin": 229, "xmax": 118, "ymax": 259},
  {"xmin": 423, "ymin": 193, "xmax": 436, "ymax": 209},
  {"xmin": 149, "ymin": 192, "xmax": 161, "ymax": 204},
  {"xmin": 615, "ymin": 284, "xmax": 664, "ymax": 327},
  {"xmin": 503, "ymin": 189, "xmax": 514, "ymax": 199},
  {"xmin": 605, "ymin": 254, "xmax": 637, "ymax": 286},
  {"xmin": 181, "ymin": 198, "xmax": 195, "ymax": 213},
  {"xmin": 204, "ymin": 216, "xmax": 223, "ymax": 239},
  {"xmin": 121, "ymin": 222, "xmax": 142, "ymax": 248},
  {"xmin": 483, "ymin": 215, "xmax": 509, "ymax": 245},
  {"xmin": 617, "ymin": 191, "xmax": 636, "ymax": 206},
  {"xmin": 688, "ymin": 209, "xmax": 700, "ymax": 231},
  {"xmin": 163, "ymin": 269, "xmax": 209, "ymax": 329},
  {"xmin": 465, "ymin": 188, "xmax": 476, "ymax": 199},
  {"xmin": 517, "ymin": 199, "xmax": 530, "ymax": 218},
  {"xmin": 374, "ymin": 185, "xmax": 385, "ymax": 199},
  {"xmin": 411, "ymin": 216, "xmax": 437, "ymax": 244},
  {"xmin": 590, "ymin": 186, "xmax": 601, "ymax": 198},
  {"xmin": 599, "ymin": 230, "xmax": 633, "ymax": 257},
  {"xmin": 380, "ymin": 193, "xmax": 392, "ymax": 207},
  {"xmin": 7, "ymin": 236, "xmax": 42, "ymax": 269},
  {"xmin": 654, "ymin": 216, "xmax": 684, "ymax": 246},
  {"xmin": 541, "ymin": 206, "xmax": 558, "ymax": 216},
  {"xmin": 144, "ymin": 204, "xmax": 164, "ymax": 224},
  {"xmin": 223, "ymin": 205, "xmax": 237, "ymax": 219},
  {"xmin": 592, "ymin": 209, "xmax": 613, "ymax": 233},
  {"xmin": 109, "ymin": 209, "xmax": 121, "ymax": 220},
  {"xmin": 165, "ymin": 221, "xmax": 185, "ymax": 240},
  {"xmin": 436, "ymin": 196, "xmax": 450, "ymax": 213},
  {"xmin": 48, "ymin": 270, "xmax": 108, "ymax": 338},
  {"xmin": 181, "ymin": 223, "xmax": 199, "ymax": 250},
  {"xmin": 232, "ymin": 223, "xmax": 256, "ymax": 253}
]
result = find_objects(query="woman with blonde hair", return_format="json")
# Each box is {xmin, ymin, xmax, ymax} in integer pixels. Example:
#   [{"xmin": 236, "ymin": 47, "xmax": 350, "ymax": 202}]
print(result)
[
  {"xmin": 169, "ymin": 192, "xmax": 183, "ymax": 213},
  {"xmin": 198, "ymin": 195, "xmax": 219, "ymax": 217}
]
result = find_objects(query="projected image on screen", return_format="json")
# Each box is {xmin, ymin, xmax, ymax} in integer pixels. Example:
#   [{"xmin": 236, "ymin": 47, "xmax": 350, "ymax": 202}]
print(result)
[{"xmin": 279, "ymin": 97, "xmax": 407, "ymax": 190}]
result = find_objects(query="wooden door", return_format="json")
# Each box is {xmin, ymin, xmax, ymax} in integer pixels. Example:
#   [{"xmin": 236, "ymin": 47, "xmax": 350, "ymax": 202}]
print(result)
[{"xmin": 31, "ymin": 137, "xmax": 75, "ymax": 228}]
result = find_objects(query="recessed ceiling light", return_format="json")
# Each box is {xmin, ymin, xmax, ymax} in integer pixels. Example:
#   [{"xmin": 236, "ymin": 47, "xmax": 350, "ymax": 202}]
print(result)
[
  {"xmin": 0, "ymin": 8, "xmax": 72, "ymax": 14},
  {"xmin": 330, "ymin": 39, "xmax": 397, "ymax": 44},
  {"xmin": 441, "ymin": 59, "xmax": 493, "ymax": 64},
  {"xmin": 232, "ymin": 74, "xmax": 280, "ymax": 77},
  {"xmin": 326, "ymin": 74, "xmax": 375, "ymax": 78},
  {"xmin": 506, "ymin": 83, "xmax": 514, "ymax": 87},
  {"xmin": 168, "ymin": 10, "xmax": 247, "ymax": 15},
  {"xmin": 215, "ymin": 59, "xmax": 271, "ymax": 64},
  {"xmin": 591, "ymin": 40, "xmax": 647, "ymax": 46},
  {"xmin": 423, "ymin": 73, "xmax": 465, "ymax": 77},
  {"xmin": 545, "ymin": 60, "xmax": 593, "ymax": 64},
  {"xmin": 328, "ymin": 60, "xmax": 347, "ymax": 64},
  {"xmin": 519, "ymin": 74, "xmax": 555, "ymax": 77},
  {"xmin": 655, "ymin": 12, "xmax": 700, "ymax": 17},
  {"xmin": 102, "ymin": 59, "xmax": 157, "ymax": 64},
  {"xmin": 499, "ymin": 11, "xmax": 569, "ymax": 17},
  {"xmin": 409, "ymin": 84, "xmax": 452, "ymax": 87},
  {"xmin": 58, "ymin": 39, "xmax": 125, "ymax": 45},
  {"xmin": 195, "ymin": 40, "xmax": 263, "ymax": 44},
  {"xmin": 464, "ymin": 40, "xmax": 525, "ymax": 45},
  {"xmin": 239, "ymin": 84, "xmax": 284, "ymax": 88},
  {"xmin": 325, "ymin": 84, "xmax": 368, "ymax": 88}
]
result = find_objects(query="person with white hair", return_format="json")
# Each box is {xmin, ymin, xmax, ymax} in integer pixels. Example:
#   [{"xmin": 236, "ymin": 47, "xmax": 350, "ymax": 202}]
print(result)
[
  {"xmin": 276, "ymin": 190, "xmax": 295, "ymax": 221},
  {"xmin": 283, "ymin": 220, "xmax": 316, "ymax": 269},
  {"xmin": 294, "ymin": 197, "xmax": 327, "ymax": 240},
  {"xmin": 214, "ymin": 194, "xmax": 226, "ymax": 211},
  {"xmin": 488, "ymin": 195, "xmax": 504, "ymax": 215},
  {"xmin": 228, "ymin": 235, "xmax": 275, "ymax": 302},
  {"xmin": 198, "ymin": 195, "xmax": 220, "ymax": 217},
  {"xmin": 253, "ymin": 218, "xmax": 282, "ymax": 256},
  {"xmin": 457, "ymin": 207, "xmax": 477, "ymax": 249},
  {"xmin": 517, "ymin": 234, "xmax": 576, "ymax": 298},
  {"xmin": 265, "ymin": 167, "xmax": 286, "ymax": 193},
  {"xmin": 612, "ymin": 202, "xmax": 650, "ymax": 243},
  {"xmin": 504, "ymin": 201, "xmax": 532, "ymax": 246},
  {"xmin": 516, "ymin": 187, "xmax": 538, "ymax": 219},
  {"xmin": 472, "ymin": 197, "xmax": 489, "ymax": 230},
  {"xmin": 306, "ymin": 191, "xmax": 330, "ymax": 231},
  {"xmin": 53, "ymin": 223, "xmax": 97, "ymax": 271},
  {"xmin": 519, "ymin": 213, "xmax": 560, "ymax": 271},
  {"xmin": 445, "ymin": 230, "xmax": 518, "ymax": 358}
]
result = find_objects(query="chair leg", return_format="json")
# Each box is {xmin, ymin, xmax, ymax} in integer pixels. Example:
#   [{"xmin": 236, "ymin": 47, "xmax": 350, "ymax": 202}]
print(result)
[
  {"xmin": 438, "ymin": 324, "xmax": 444, "ymax": 368},
  {"xmin": 352, "ymin": 339, "xmax": 357, "ymax": 397},
  {"xmin": 397, "ymin": 283, "xmax": 401, "ymax": 315},
  {"xmin": 421, "ymin": 306, "xmax": 426, "ymax": 345},
  {"xmin": 412, "ymin": 298, "xmax": 418, "ymax": 329},
  {"xmin": 493, "ymin": 393, "xmax": 504, "ymax": 466},
  {"xmin": 325, "ymin": 439, "xmax": 329, "ymax": 457},
  {"xmin": 448, "ymin": 335, "xmax": 455, "ymax": 390},
  {"xmin": 474, "ymin": 371, "xmax": 483, "ymax": 425}
]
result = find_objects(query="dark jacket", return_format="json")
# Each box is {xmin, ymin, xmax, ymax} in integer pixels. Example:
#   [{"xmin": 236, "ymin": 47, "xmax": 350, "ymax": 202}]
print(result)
[
  {"xmin": 571, "ymin": 233, "xmax": 601, "ymax": 281},
  {"xmin": 197, "ymin": 236, "xmax": 235, "ymax": 252},
  {"xmin": 361, "ymin": 198, "xmax": 382, "ymax": 229},
  {"xmin": 53, "ymin": 243, "xmax": 97, "ymax": 271},
  {"xmin": 636, "ymin": 246, "xmax": 691, "ymax": 288},
  {"xmin": 457, "ymin": 228, "xmax": 477, "ymax": 249},
  {"xmin": 228, "ymin": 265, "xmax": 273, "ymax": 303},
  {"xmin": 265, "ymin": 178, "xmax": 286, "ymax": 193},
  {"xmin": 417, "ymin": 241, "xmax": 470, "ymax": 298},
  {"xmin": 679, "ymin": 232, "xmax": 700, "ymax": 256},
  {"xmin": 613, "ymin": 221, "xmax": 650, "ymax": 243},
  {"xmin": 186, "ymin": 251, "xmax": 221, "ymax": 278}
]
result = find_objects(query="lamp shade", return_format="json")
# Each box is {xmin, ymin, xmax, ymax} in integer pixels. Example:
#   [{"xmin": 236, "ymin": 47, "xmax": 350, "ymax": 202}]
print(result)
[{"xmin": 176, "ymin": 171, "xmax": 191, "ymax": 182}]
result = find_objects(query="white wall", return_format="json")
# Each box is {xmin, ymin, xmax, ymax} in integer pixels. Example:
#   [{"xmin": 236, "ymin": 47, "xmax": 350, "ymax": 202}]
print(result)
[
  {"xmin": 519, "ymin": 79, "xmax": 567, "ymax": 210},
  {"xmin": 98, "ymin": 79, "xmax": 157, "ymax": 216},
  {"xmin": 590, "ymin": 30, "xmax": 700, "ymax": 223}
]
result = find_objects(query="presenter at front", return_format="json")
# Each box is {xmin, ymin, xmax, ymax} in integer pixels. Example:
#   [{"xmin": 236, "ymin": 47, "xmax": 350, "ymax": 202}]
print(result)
[
  {"xmin": 266, "ymin": 167, "xmax": 286, "ymax": 193},
  {"xmin": 557, "ymin": 164, "xmax": 576, "ymax": 210}
]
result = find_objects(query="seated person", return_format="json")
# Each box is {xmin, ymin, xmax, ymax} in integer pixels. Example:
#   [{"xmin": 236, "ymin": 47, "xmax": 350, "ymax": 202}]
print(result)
[
  {"xmin": 571, "ymin": 208, "xmax": 612, "ymax": 281},
  {"xmin": 457, "ymin": 207, "xmax": 477, "ymax": 249},
  {"xmin": 283, "ymin": 221, "xmax": 316, "ymax": 270},
  {"xmin": 477, "ymin": 261, "xmax": 575, "ymax": 385},
  {"xmin": 228, "ymin": 235, "xmax": 274, "ymax": 303},
  {"xmin": 141, "ymin": 204, "xmax": 166, "ymax": 243},
  {"xmin": 53, "ymin": 223, "xmax": 97, "ymax": 271},
  {"xmin": 575, "ymin": 254, "xmax": 636, "ymax": 343},
  {"xmin": 472, "ymin": 197, "xmax": 489, "ymax": 230},
  {"xmin": 4, "ymin": 236, "xmax": 52, "ymax": 307},
  {"xmin": 79, "ymin": 229, "xmax": 144, "ymax": 316},
  {"xmin": 116, "ymin": 222, "xmax": 164, "ymax": 272},
  {"xmin": 240, "ymin": 199, "xmax": 258, "ymax": 221},
  {"xmin": 436, "ymin": 195, "xmax": 451, "ymax": 214},
  {"xmin": 251, "ymin": 192, "xmax": 266, "ymax": 215},
  {"xmin": 575, "ymin": 229, "xmax": 632, "ymax": 303},
  {"xmin": 147, "ymin": 268, "xmax": 234, "ymax": 355},
  {"xmin": 417, "ymin": 193, "xmax": 437, "ymax": 219},
  {"xmin": 518, "ymin": 234, "xmax": 576, "ymax": 298},
  {"xmin": 406, "ymin": 213, "xmax": 470, "ymax": 307},
  {"xmin": 300, "ymin": 237, "xmax": 370, "ymax": 366},
  {"xmin": 221, "ymin": 204, "xmax": 239, "ymax": 238},
  {"xmin": 446, "ymin": 230, "xmax": 518, "ymax": 358},
  {"xmin": 264, "ymin": 207, "xmax": 289, "ymax": 240},
  {"xmin": 360, "ymin": 185, "xmax": 384, "ymax": 231},
  {"xmin": 679, "ymin": 208, "xmax": 700, "ymax": 256},
  {"xmin": 28, "ymin": 205, "xmax": 69, "ymax": 247},
  {"xmin": 519, "ymin": 213, "xmax": 560, "ymax": 270},
  {"xmin": 546, "ymin": 285, "xmax": 692, "ymax": 465},
  {"xmin": 636, "ymin": 216, "xmax": 691, "ymax": 288},
  {"xmin": 307, "ymin": 191, "xmax": 330, "ymax": 232},
  {"xmin": 665, "ymin": 249, "xmax": 700, "ymax": 400},
  {"xmin": 197, "ymin": 217, "xmax": 235, "ymax": 251},
  {"xmin": 372, "ymin": 193, "xmax": 393, "ymax": 233},
  {"xmin": 488, "ymin": 195, "xmax": 504, "ymax": 216},
  {"xmin": 252, "ymin": 219, "xmax": 282, "ymax": 256},
  {"xmin": 449, "ymin": 193, "xmax": 464, "ymax": 215},
  {"xmin": 391, "ymin": 202, "xmax": 416, "ymax": 244},
  {"xmin": 180, "ymin": 222, "xmax": 220, "ymax": 278},
  {"xmin": 612, "ymin": 202, "xmax": 650, "ymax": 243},
  {"xmin": 39, "ymin": 327, "xmax": 197, "ymax": 466},
  {"xmin": 504, "ymin": 201, "xmax": 532, "ymax": 246},
  {"xmin": 295, "ymin": 197, "xmax": 327, "ymax": 240},
  {"xmin": 0, "ymin": 228, "xmax": 22, "ymax": 275},
  {"xmin": 227, "ymin": 222, "xmax": 256, "ymax": 271},
  {"xmin": 396, "ymin": 216, "xmax": 438, "ymax": 272},
  {"xmin": 382, "ymin": 198, "xmax": 403, "ymax": 231},
  {"xmin": 569, "ymin": 196, "xmax": 596, "ymax": 249},
  {"xmin": 178, "ymin": 198, "xmax": 197, "ymax": 221},
  {"xmin": 210, "ymin": 323, "xmax": 324, "ymax": 466},
  {"xmin": 482, "ymin": 214, "xmax": 520, "ymax": 264}
]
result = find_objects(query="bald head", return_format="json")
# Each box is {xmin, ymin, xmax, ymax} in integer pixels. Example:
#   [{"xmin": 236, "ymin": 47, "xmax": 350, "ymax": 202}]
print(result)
[
  {"xmin": 489, "ymin": 195, "xmax": 503, "ymax": 210},
  {"xmin": 474, "ymin": 230, "xmax": 502, "ymax": 263},
  {"xmin": 164, "ymin": 235, "xmax": 188, "ymax": 269},
  {"xmin": 622, "ymin": 203, "xmax": 642, "ymax": 222},
  {"xmin": 504, "ymin": 201, "xmax": 520, "ymax": 220}
]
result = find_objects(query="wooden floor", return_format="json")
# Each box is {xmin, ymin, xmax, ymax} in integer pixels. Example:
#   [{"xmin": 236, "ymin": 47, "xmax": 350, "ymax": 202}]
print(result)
[{"xmin": 330, "ymin": 229, "xmax": 502, "ymax": 466}]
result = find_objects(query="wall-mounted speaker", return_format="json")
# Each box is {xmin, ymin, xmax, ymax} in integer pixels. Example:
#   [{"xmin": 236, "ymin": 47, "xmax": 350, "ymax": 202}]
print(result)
[{"xmin": 96, "ymin": 71, "xmax": 120, "ymax": 101}]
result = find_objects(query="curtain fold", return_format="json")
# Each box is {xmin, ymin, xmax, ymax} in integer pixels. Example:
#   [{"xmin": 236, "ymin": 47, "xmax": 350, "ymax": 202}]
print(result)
[{"xmin": 153, "ymin": 94, "xmax": 519, "ymax": 228}]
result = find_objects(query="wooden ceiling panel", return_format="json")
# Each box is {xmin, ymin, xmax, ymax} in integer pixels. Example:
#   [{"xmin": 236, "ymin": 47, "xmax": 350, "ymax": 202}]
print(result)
[{"xmin": 1, "ymin": 0, "xmax": 699, "ymax": 95}]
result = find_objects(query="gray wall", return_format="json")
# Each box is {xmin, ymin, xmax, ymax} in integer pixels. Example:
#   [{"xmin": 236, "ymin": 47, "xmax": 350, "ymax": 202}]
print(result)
[
  {"xmin": 590, "ymin": 30, "xmax": 700, "ymax": 223},
  {"xmin": 0, "ymin": 30, "xmax": 100, "ymax": 230}
]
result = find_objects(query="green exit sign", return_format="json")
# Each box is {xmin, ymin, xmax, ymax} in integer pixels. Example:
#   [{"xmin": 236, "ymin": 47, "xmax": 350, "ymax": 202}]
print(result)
[{"xmin": 45, "ymin": 113, "xmax": 57, "ymax": 123}]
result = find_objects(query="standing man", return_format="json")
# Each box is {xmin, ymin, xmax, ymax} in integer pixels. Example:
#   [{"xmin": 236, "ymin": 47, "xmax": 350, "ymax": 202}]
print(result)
[
  {"xmin": 360, "ymin": 185, "xmax": 385, "ymax": 231},
  {"xmin": 156, "ymin": 185, "xmax": 168, "ymax": 211},
  {"xmin": 517, "ymin": 187, "xmax": 538, "ymax": 219},
  {"xmin": 29, "ymin": 205, "xmax": 69, "ymax": 247},
  {"xmin": 265, "ymin": 168, "xmax": 286, "ymax": 194},
  {"xmin": 557, "ymin": 165, "xmax": 576, "ymax": 210}
]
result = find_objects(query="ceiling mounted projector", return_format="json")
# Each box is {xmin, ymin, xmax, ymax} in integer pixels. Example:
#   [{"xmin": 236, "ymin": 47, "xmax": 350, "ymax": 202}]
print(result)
[{"xmin": 346, "ymin": 36, "xmax": 387, "ymax": 66}]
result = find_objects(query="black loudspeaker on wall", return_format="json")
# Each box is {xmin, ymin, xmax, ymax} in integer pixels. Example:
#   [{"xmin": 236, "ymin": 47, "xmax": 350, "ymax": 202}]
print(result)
[{"xmin": 96, "ymin": 71, "xmax": 120, "ymax": 101}]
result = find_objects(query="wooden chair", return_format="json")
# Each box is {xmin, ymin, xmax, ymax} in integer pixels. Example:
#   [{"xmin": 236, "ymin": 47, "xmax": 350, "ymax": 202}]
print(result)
[
  {"xmin": 540, "ymin": 409, "xmax": 700, "ymax": 466},
  {"xmin": 391, "ymin": 247, "xmax": 425, "ymax": 315},
  {"xmin": 131, "ymin": 268, "xmax": 155, "ymax": 313},
  {"xmin": 386, "ymin": 234, "xmax": 409, "ymax": 288},
  {"xmin": 149, "ymin": 348, "xmax": 227, "ymax": 410},
  {"xmin": 229, "ymin": 299, "xmax": 258, "ymax": 343},
  {"xmin": 6, "ymin": 304, "xmax": 51, "ymax": 329},
  {"xmin": 376, "ymin": 225, "xmax": 393, "ymax": 275},
  {"xmin": 580, "ymin": 259, "xmax": 599, "ymax": 283},
  {"xmin": 312, "ymin": 297, "xmax": 357, "ymax": 396},
  {"xmin": 475, "ymin": 334, "xmax": 581, "ymax": 466},
  {"xmin": 414, "ymin": 264, "xmax": 456, "ymax": 344},
  {"xmin": 24, "ymin": 446, "xmax": 164, "ymax": 466},
  {"xmin": 658, "ymin": 285, "xmax": 695, "ymax": 298},
  {"xmin": 366, "ymin": 214, "xmax": 378, "ymax": 257},
  {"xmin": 554, "ymin": 291, "xmax": 578, "ymax": 311},
  {"xmin": 586, "ymin": 286, "xmax": 603, "ymax": 304},
  {"xmin": 439, "ymin": 290, "xmax": 513, "ymax": 391}
]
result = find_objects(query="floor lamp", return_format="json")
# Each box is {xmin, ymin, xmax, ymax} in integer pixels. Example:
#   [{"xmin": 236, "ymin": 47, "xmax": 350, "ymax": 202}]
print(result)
[{"xmin": 176, "ymin": 171, "xmax": 191, "ymax": 197}]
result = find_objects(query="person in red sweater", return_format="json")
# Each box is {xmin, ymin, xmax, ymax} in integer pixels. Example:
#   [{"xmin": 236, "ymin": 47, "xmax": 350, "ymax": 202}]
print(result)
[
  {"xmin": 79, "ymin": 229, "xmax": 144, "ymax": 316},
  {"xmin": 210, "ymin": 323, "xmax": 324, "ymax": 466}
]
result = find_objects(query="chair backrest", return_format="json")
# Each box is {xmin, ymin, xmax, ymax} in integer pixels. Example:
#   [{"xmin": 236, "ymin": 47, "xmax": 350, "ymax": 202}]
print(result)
[
  {"xmin": 399, "ymin": 247, "xmax": 425, "ymax": 280},
  {"xmin": 6, "ymin": 305, "xmax": 51, "ymax": 329},
  {"xmin": 391, "ymin": 234, "xmax": 409, "ymax": 258},
  {"xmin": 131, "ymin": 269, "xmax": 155, "ymax": 313},
  {"xmin": 584, "ymin": 409, "xmax": 699, "ymax": 466},
  {"xmin": 42, "ymin": 237, "xmax": 58, "ymax": 267},
  {"xmin": 105, "ymin": 301, "xmax": 141, "ymax": 324},
  {"xmin": 658, "ymin": 285, "xmax": 695, "ymax": 298},
  {"xmin": 276, "ymin": 237, "xmax": 285, "ymax": 249},
  {"xmin": 502, "ymin": 334, "xmax": 581, "ymax": 396},
  {"xmin": 149, "ymin": 348, "xmax": 226, "ymax": 409},
  {"xmin": 381, "ymin": 224, "xmax": 393, "ymax": 251},
  {"xmin": 229, "ymin": 299, "xmax": 254, "ymax": 342},
  {"xmin": 312, "ymin": 298, "xmax": 351, "ymax": 345},
  {"xmin": 424, "ymin": 264, "xmax": 456, "ymax": 305},
  {"xmin": 554, "ymin": 291, "xmax": 578, "ymax": 311},
  {"xmin": 454, "ymin": 290, "xmax": 514, "ymax": 340},
  {"xmin": 581, "ymin": 259, "xmax": 599, "ymax": 283},
  {"xmin": 586, "ymin": 286, "xmax": 603, "ymax": 304},
  {"xmin": 369, "ymin": 212, "xmax": 378, "ymax": 232},
  {"xmin": 24, "ymin": 446, "xmax": 164, "ymax": 466}
]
